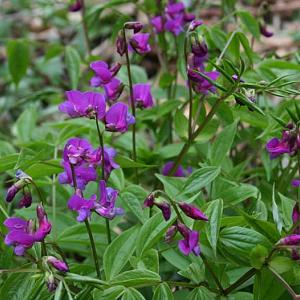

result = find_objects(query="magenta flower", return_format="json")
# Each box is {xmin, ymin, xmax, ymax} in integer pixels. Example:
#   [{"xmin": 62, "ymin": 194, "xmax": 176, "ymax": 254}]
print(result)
[
  {"xmin": 124, "ymin": 21, "xmax": 143, "ymax": 33},
  {"xmin": 90, "ymin": 61, "xmax": 121, "ymax": 87},
  {"xmin": 292, "ymin": 203, "xmax": 300, "ymax": 234},
  {"xmin": 266, "ymin": 138, "xmax": 291, "ymax": 159},
  {"xmin": 188, "ymin": 70, "xmax": 220, "ymax": 94},
  {"xmin": 151, "ymin": 16, "xmax": 164, "ymax": 33},
  {"xmin": 18, "ymin": 191, "xmax": 32, "ymax": 208},
  {"xmin": 47, "ymin": 256, "xmax": 69, "ymax": 272},
  {"xmin": 129, "ymin": 33, "xmax": 151, "ymax": 54},
  {"xmin": 59, "ymin": 90, "xmax": 106, "ymax": 119},
  {"xmin": 178, "ymin": 202, "xmax": 209, "ymax": 221},
  {"xmin": 105, "ymin": 102, "xmax": 135, "ymax": 133},
  {"xmin": 69, "ymin": 0, "xmax": 81, "ymax": 12},
  {"xmin": 177, "ymin": 223, "xmax": 200, "ymax": 256},
  {"xmin": 162, "ymin": 161, "xmax": 192, "ymax": 177},
  {"xmin": 104, "ymin": 78, "xmax": 124, "ymax": 102},
  {"xmin": 34, "ymin": 205, "xmax": 52, "ymax": 241},
  {"xmin": 68, "ymin": 191, "xmax": 96, "ymax": 222},
  {"xmin": 189, "ymin": 20, "xmax": 203, "ymax": 31},
  {"xmin": 95, "ymin": 180, "xmax": 123, "ymax": 219},
  {"xmin": 143, "ymin": 196, "xmax": 171, "ymax": 221},
  {"xmin": 133, "ymin": 83, "xmax": 153, "ymax": 108},
  {"xmin": 164, "ymin": 17, "xmax": 184, "ymax": 36},
  {"xmin": 279, "ymin": 234, "xmax": 300, "ymax": 246},
  {"xmin": 58, "ymin": 161, "xmax": 97, "ymax": 190},
  {"xmin": 165, "ymin": 2, "xmax": 185, "ymax": 18},
  {"xmin": 101, "ymin": 147, "xmax": 120, "ymax": 179}
]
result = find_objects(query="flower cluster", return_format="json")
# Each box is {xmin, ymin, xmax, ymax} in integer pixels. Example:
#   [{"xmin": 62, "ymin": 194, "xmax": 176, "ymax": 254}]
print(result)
[
  {"xmin": 151, "ymin": 1, "xmax": 195, "ymax": 36},
  {"xmin": 266, "ymin": 123, "xmax": 298, "ymax": 159},
  {"xmin": 144, "ymin": 193, "xmax": 208, "ymax": 256}
]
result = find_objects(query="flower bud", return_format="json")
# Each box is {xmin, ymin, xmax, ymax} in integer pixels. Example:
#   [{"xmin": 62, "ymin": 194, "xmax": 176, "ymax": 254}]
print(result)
[
  {"xmin": 279, "ymin": 234, "xmax": 300, "ymax": 246},
  {"xmin": 260, "ymin": 24, "xmax": 273, "ymax": 38},
  {"xmin": 178, "ymin": 202, "xmax": 208, "ymax": 221},
  {"xmin": 116, "ymin": 34, "xmax": 126, "ymax": 56},
  {"xmin": 165, "ymin": 225, "xmax": 177, "ymax": 243},
  {"xmin": 110, "ymin": 62, "xmax": 122, "ymax": 77},
  {"xmin": 45, "ymin": 272, "xmax": 57, "ymax": 292},
  {"xmin": 69, "ymin": 0, "xmax": 82, "ymax": 12},
  {"xmin": 189, "ymin": 20, "xmax": 203, "ymax": 31},
  {"xmin": 143, "ymin": 194, "xmax": 155, "ymax": 208},
  {"xmin": 124, "ymin": 22, "xmax": 143, "ymax": 33},
  {"xmin": 18, "ymin": 191, "xmax": 32, "ymax": 208},
  {"xmin": 47, "ymin": 256, "xmax": 69, "ymax": 272},
  {"xmin": 156, "ymin": 202, "xmax": 171, "ymax": 221}
]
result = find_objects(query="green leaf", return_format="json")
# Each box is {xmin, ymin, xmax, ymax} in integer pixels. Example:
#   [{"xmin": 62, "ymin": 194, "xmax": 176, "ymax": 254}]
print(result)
[
  {"xmin": 155, "ymin": 174, "xmax": 185, "ymax": 198},
  {"xmin": 205, "ymin": 199, "xmax": 223, "ymax": 255},
  {"xmin": 272, "ymin": 184, "xmax": 283, "ymax": 233},
  {"xmin": 210, "ymin": 121, "xmax": 237, "ymax": 166},
  {"xmin": 7, "ymin": 39, "xmax": 30, "ymax": 85},
  {"xmin": 115, "ymin": 155, "xmax": 157, "ymax": 168},
  {"xmin": 54, "ymin": 281, "xmax": 64, "ymax": 300},
  {"xmin": 65, "ymin": 46, "xmax": 81, "ymax": 89},
  {"xmin": 103, "ymin": 226, "xmax": 140, "ymax": 280},
  {"xmin": 178, "ymin": 262, "xmax": 205, "ymax": 283},
  {"xmin": 24, "ymin": 159, "xmax": 62, "ymax": 178},
  {"xmin": 153, "ymin": 283, "xmax": 174, "ymax": 300},
  {"xmin": 237, "ymin": 32, "xmax": 254, "ymax": 65},
  {"xmin": 136, "ymin": 213, "xmax": 175, "ymax": 257},
  {"xmin": 258, "ymin": 59, "xmax": 300, "ymax": 71},
  {"xmin": 182, "ymin": 166, "xmax": 221, "ymax": 194},
  {"xmin": 110, "ymin": 269, "xmax": 161, "ymax": 287},
  {"xmin": 137, "ymin": 249, "xmax": 159, "ymax": 273},
  {"xmin": 174, "ymin": 109, "xmax": 188, "ymax": 139},
  {"xmin": 118, "ymin": 65, "xmax": 148, "ymax": 84},
  {"xmin": 188, "ymin": 287, "xmax": 216, "ymax": 300},
  {"xmin": 250, "ymin": 245, "xmax": 268, "ymax": 269},
  {"xmin": 122, "ymin": 288, "xmax": 146, "ymax": 300},
  {"xmin": 98, "ymin": 286, "xmax": 125, "ymax": 300},
  {"xmin": 237, "ymin": 11, "xmax": 260, "ymax": 39}
]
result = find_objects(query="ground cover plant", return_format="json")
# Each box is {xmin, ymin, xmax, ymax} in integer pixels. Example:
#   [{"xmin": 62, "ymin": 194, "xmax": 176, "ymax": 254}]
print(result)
[{"xmin": 1, "ymin": 0, "xmax": 300, "ymax": 299}]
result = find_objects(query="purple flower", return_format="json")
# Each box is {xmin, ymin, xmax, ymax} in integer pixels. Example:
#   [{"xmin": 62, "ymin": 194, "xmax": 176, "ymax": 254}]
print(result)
[
  {"xmin": 165, "ymin": 225, "xmax": 177, "ymax": 243},
  {"xmin": 183, "ymin": 12, "xmax": 195, "ymax": 22},
  {"xmin": 292, "ymin": 203, "xmax": 300, "ymax": 234},
  {"xmin": 116, "ymin": 35, "xmax": 126, "ymax": 56},
  {"xmin": 191, "ymin": 41, "xmax": 208, "ymax": 59},
  {"xmin": 129, "ymin": 33, "xmax": 151, "ymax": 54},
  {"xmin": 18, "ymin": 191, "xmax": 32, "ymax": 208},
  {"xmin": 164, "ymin": 17, "xmax": 184, "ymax": 36},
  {"xmin": 260, "ymin": 24, "xmax": 273, "ymax": 38},
  {"xmin": 47, "ymin": 256, "xmax": 69, "ymax": 272},
  {"xmin": 178, "ymin": 202, "xmax": 209, "ymax": 221},
  {"xmin": 266, "ymin": 138, "xmax": 290, "ymax": 159},
  {"xmin": 59, "ymin": 91, "xmax": 106, "ymax": 119},
  {"xmin": 165, "ymin": 2, "xmax": 185, "ymax": 18},
  {"xmin": 279, "ymin": 234, "xmax": 300, "ymax": 246},
  {"xmin": 292, "ymin": 179, "xmax": 300, "ymax": 187},
  {"xmin": 69, "ymin": 0, "xmax": 81, "ymax": 12},
  {"xmin": 90, "ymin": 61, "xmax": 121, "ymax": 87},
  {"xmin": 177, "ymin": 223, "xmax": 200, "ymax": 256},
  {"xmin": 188, "ymin": 70, "xmax": 220, "ymax": 94},
  {"xmin": 124, "ymin": 22, "xmax": 144, "ymax": 33},
  {"xmin": 144, "ymin": 194, "xmax": 155, "ymax": 208},
  {"xmin": 189, "ymin": 20, "xmax": 203, "ymax": 31},
  {"xmin": 105, "ymin": 102, "xmax": 135, "ymax": 133},
  {"xmin": 151, "ymin": 16, "xmax": 164, "ymax": 33},
  {"xmin": 101, "ymin": 147, "xmax": 120, "ymax": 179},
  {"xmin": 68, "ymin": 191, "xmax": 96, "ymax": 222},
  {"xmin": 162, "ymin": 161, "xmax": 191, "ymax": 177},
  {"xmin": 156, "ymin": 202, "xmax": 171, "ymax": 221},
  {"xmin": 104, "ymin": 78, "xmax": 124, "ymax": 102},
  {"xmin": 34, "ymin": 205, "xmax": 52, "ymax": 241},
  {"xmin": 133, "ymin": 83, "xmax": 153, "ymax": 108},
  {"xmin": 6, "ymin": 182, "xmax": 23, "ymax": 203},
  {"xmin": 95, "ymin": 180, "xmax": 123, "ymax": 219},
  {"xmin": 58, "ymin": 161, "xmax": 97, "ymax": 190}
]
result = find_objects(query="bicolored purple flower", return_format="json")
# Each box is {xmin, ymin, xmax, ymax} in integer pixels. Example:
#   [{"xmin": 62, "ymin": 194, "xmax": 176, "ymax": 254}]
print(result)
[
  {"xmin": 178, "ymin": 202, "xmax": 208, "ymax": 221},
  {"xmin": 143, "ymin": 195, "xmax": 171, "ymax": 221},
  {"xmin": 188, "ymin": 70, "xmax": 220, "ymax": 94},
  {"xmin": 59, "ymin": 91, "xmax": 106, "ymax": 119},
  {"xmin": 34, "ymin": 205, "xmax": 52, "ymax": 241},
  {"xmin": 68, "ymin": 191, "xmax": 96, "ymax": 222},
  {"xmin": 162, "ymin": 161, "xmax": 192, "ymax": 177},
  {"xmin": 260, "ymin": 24, "xmax": 273, "ymax": 38},
  {"xmin": 279, "ymin": 234, "xmax": 300, "ymax": 246},
  {"xmin": 151, "ymin": 16, "xmax": 164, "ymax": 33},
  {"xmin": 104, "ymin": 78, "xmax": 124, "ymax": 102},
  {"xmin": 58, "ymin": 161, "xmax": 97, "ymax": 190},
  {"xmin": 129, "ymin": 33, "xmax": 151, "ymax": 54},
  {"xmin": 266, "ymin": 138, "xmax": 291, "ymax": 159},
  {"xmin": 90, "ymin": 61, "xmax": 121, "ymax": 87},
  {"xmin": 95, "ymin": 180, "xmax": 123, "ymax": 219},
  {"xmin": 177, "ymin": 223, "xmax": 200, "ymax": 256},
  {"xmin": 47, "ymin": 256, "xmax": 69, "ymax": 272},
  {"xmin": 105, "ymin": 102, "xmax": 135, "ymax": 133},
  {"xmin": 133, "ymin": 83, "xmax": 153, "ymax": 108}
]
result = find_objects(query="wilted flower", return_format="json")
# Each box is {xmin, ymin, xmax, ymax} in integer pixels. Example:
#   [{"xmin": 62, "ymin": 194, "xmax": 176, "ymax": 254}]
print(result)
[
  {"xmin": 95, "ymin": 180, "xmax": 123, "ymax": 219},
  {"xmin": 162, "ymin": 161, "xmax": 192, "ymax": 177},
  {"xmin": 59, "ymin": 90, "xmax": 106, "ymax": 119},
  {"xmin": 104, "ymin": 78, "xmax": 124, "ymax": 102},
  {"xmin": 116, "ymin": 34, "xmax": 126, "ymax": 56},
  {"xmin": 47, "ymin": 256, "xmax": 69, "ymax": 272},
  {"xmin": 177, "ymin": 223, "xmax": 200, "ymax": 256},
  {"xmin": 105, "ymin": 102, "xmax": 135, "ymax": 133},
  {"xmin": 178, "ymin": 202, "xmax": 208, "ymax": 221},
  {"xmin": 45, "ymin": 272, "xmax": 58, "ymax": 292},
  {"xmin": 129, "ymin": 33, "xmax": 151, "ymax": 54},
  {"xmin": 90, "ymin": 61, "xmax": 121, "ymax": 87},
  {"xmin": 133, "ymin": 83, "xmax": 153, "ymax": 108}
]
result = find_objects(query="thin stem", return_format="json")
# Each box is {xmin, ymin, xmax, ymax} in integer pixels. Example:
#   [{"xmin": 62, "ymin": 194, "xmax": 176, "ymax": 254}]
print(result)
[
  {"xmin": 80, "ymin": 0, "xmax": 91, "ymax": 55},
  {"xmin": 41, "ymin": 241, "xmax": 47, "ymax": 257},
  {"xmin": 95, "ymin": 118, "xmax": 106, "ymax": 180},
  {"xmin": 224, "ymin": 268, "xmax": 256, "ymax": 295},
  {"xmin": 215, "ymin": 30, "xmax": 238, "ymax": 66},
  {"xmin": 52, "ymin": 146, "xmax": 58, "ymax": 239},
  {"xmin": 105, "ymin": 219, "xmax": 112, "ymax": 244},
  {"xmin": 268, "ymin": 267, "xmax": 300, "ymax": 300},
  {"xmin": 69, "ymin": 163, "xmax": 101, "ymax": 278},
  {"xmin": 30, "ymin": 180, "xmax": 45, "ymax": 205},
  {"xmin": 122, "ymin": 26, "xmax": 138, "ymax": 183}
]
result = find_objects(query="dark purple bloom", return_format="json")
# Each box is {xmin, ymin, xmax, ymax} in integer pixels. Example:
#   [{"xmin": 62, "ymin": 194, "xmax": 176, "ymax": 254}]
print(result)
[
  {"xmin": 59, "ymin": 91, "xmax": 106, "ymax": 119},
  {"xmin": 58, "ymin": 161, "xmax": 97, "ymax": 190},
  {"xmin": 191, "ymin": 40, "xmax": 208, "ymax": 59},
  {"xmin": 188, "ymin": 70, "xmax": 220, "ymax": 94},
  {"xmin": 133, "ymin": 83, "xmax": 153, "ymax": 108},
  {"xmin": 116, "ymin": 35, "xmax": 126, "ymax": 56},
  {"xmin": 104, "ymin": 78, "xmax": 124, "ymax": 102},
  {"xmin": 291, "ymin": 248, "xmax": 300, "ymax": 260},
  {"xmin": 266, "ymin": 138, "xmax": 290, "ymax": 159},
  {"xmin": 162, "ymin": 161, "xmax": 191, "ymax": 177},
  {"xmin": 156, "ymin": 202, "xmax": 171, "ymax": 221},
  {"xmin": 18, "ymin": 191, "xmax": 32, "ymax": 208},
  {"xmin": 144, "ymin": 194, "xmax": 155, "ymax": 208},
  {"xmin": 6, "ymin": 183, "xmax": 23, "ymax": 202},
  {"xmin": 260, "ymin": 24, "xmax": 273, "ymax": 38},
  {"xmin": 45, "ymin": 272, "xmax": 58, "ymax": 292},
  {"xmin": 105, "ymin": 102, "xmax": 135, "ymax": 133},
  {"xmin": 90, "ymin": 61, "xmax": 121, "ymax": 87},
  {"xmin": 129, "ymin": 33, "xmax": 151, "ymax": 54},
  {"xmin": 124, "ymin": 22, "xmax": 143, "ymax": 33},
  {"xmin": 178, "ymin": 202, "xmax": 209, "ymax": 221},
  {"xmin": 34, "ymin": 205, "xmax": 52, "ymax": 241},
  {"xmin": 189, "ymin": 20, "xmax": 203, "ymax": 31},
  {"xmin": 183, "ymin": 12, "xmax": 195, "ymax": 22},
  {"xmin": 165, "ymin": 225, "xmax": 177, "ymax": 243},
  {"xmin": 69, "ymin": 0, "xmax": 81, "ymax": 12},
  {"xmin": 151, "ymin": 16, "xmax": 164, "ymax": 33},
  {"xmin": 101, "ymin": 147, "xmax": 120, "ymax": 179},
  {"xmin": 279, "ymin": 234, "xmax": 300, "ymax": 246},
  {"xmin": 95, "ymin": 180, "xmax": 123, "ymax": 219},
  {"xmin": 177, "ymin": 223, "xmax": 200, "ymax": 256},
  {"xmin": 47, "ymin": 256, "xmax": 69, "ymax": 272},
  {"xmin": 68, "ymin": 190, "xmax": 96, "ymax": 222}
]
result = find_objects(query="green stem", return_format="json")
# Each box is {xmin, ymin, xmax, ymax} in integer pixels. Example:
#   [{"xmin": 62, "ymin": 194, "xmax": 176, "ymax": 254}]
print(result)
[
  {"xmin": 69, "ymin": 164, "xmax": 101, "ymax": 278},
  {"xmin": 105, "ymin": 219, "xmax": 112, "ymax": 244},
  {"xmin": 52, "ymin": 146, "xmax": 58, "ymax": 239},
  {"xmin": 41, "ymin": 241, "xmax": 47, "ymax": 257},
  {"xmin": 30, "ymin": 180, "xmax": 45, "ymax": 205},
  {"xmin": 122, "ymin": 26, "xmax": 138, "ymax": 183},
  {"xmin": 80, "ymin": 0, "xmax": 91, "ymax": 55}
]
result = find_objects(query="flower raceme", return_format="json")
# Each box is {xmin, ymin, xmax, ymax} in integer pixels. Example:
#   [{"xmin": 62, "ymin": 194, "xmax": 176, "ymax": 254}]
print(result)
[{"xmin": 133, "ymin": 83, "xmax": 153, "ymax": 108}]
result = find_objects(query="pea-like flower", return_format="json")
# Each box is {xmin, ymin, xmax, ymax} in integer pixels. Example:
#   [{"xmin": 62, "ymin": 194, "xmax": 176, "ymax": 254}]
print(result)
[
  {"xmin": 177, "ymin": 223, "xmax": 200, "ymax": 256},
  {"xmin": 105, "ymin": 102, "xmax": 135, "ymax": 133},
  {"xmin": 133, "ymin": 83, "xmax": 153, "ymax": 108},
  {"xmin": 104, "ymin": 78, "xmax": 124, "ymax": 102},
  {"xmin": 90, "ymin": 61, "xmax": 121, "ymax": 87},
  {"xmin": 129, "ymin": 33, "xmax": 151, "ymax": 54},
  {"xmin": 100, "ymin": 146, "xmax": 120, "ymax": 179},
  {"xmin": 188, "ymin": 69, "xmax": 220, "ymax": 94},
  {"xmin": 143, "ymin": 195, "xmax": 171, "ymax": 221},
  {"xmin": 59, "ymin": 90, "xmax": 106, "ymax": 119},
  {"xmin": 279, "ymin": 234, "xmax": 300, "ymax": 246},
  {"xmin": 47, "ymin": 256, "xmax": 69, "ymax": 272},
  {"xmin": 18, "ymin": 191, "xmax": 32, "ymax": 208},
  {"xmin": 178, "ymin": 202, "xmax": 208, "ymax": 221}
]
